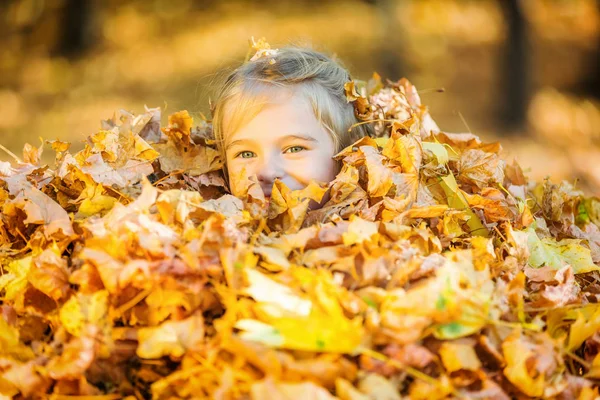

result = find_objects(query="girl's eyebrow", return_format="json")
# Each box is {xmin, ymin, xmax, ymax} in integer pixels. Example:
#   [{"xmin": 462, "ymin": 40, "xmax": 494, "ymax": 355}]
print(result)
[
  {"xmin": 225, "ymin": 138, "xmax": 252, "ymax": 150},
  {"xmin": 282, "ymin": 133, "xmax": 318, "ymax": 143},
  {"xmin": 226, "ymin": 133, "xmax": 317, "ymax": 150}
]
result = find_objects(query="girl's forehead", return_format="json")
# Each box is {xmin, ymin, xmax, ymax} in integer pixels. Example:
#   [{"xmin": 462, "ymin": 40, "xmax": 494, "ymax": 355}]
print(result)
[
  {"xmin": 225, "ymin": 106, "xmax": 331, "ymax": 153},
  {"xmin": 222, "ymin": 87, "xmax": 292, "ymax": 133},
  {"xmin": 224, "ymin": 88, "xmax": 315, "ymax": 142}
]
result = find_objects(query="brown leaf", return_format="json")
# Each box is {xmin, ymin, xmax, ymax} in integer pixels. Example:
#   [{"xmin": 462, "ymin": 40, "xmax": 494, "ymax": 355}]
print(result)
[
  {"xmin": 28, "ymin": 248, "xmax": 71, "ymax": 301},
  {"xmin": 462, "ymin": 188, "xmax": 513, "ymax": 222},
  {"xmin": 4, "ymin": 175, "xmax": 74, "ymax": 238},
  {"xmin": 457, "ymin": 149, "xmax": 505, "ymax": 190},
  {"xmin": 362, "ymin": 146, "xmax": 394, "ymax": 197}
]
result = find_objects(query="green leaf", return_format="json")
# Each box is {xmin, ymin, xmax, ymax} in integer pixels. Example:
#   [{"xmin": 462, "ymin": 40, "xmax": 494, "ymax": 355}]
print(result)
[
  {"xmin": 422, "ymin": 142, "xmax": 449, "ymax": 164},
  {"xmin": 576, "ymin": 202, "xmax": 591, "ymax": 225},
  {"xmin": 525, "ymin": 227, "xmax": 600, "ymax": 274},
  {"xmin": 433, "ymin": 303, "xmax": 487, "ymax": 340}
]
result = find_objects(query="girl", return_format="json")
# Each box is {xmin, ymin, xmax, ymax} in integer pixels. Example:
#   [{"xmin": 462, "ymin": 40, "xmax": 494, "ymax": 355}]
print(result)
[{"xmin": 210, "ymin": 40, "xmax": 374, "ymax": 206}]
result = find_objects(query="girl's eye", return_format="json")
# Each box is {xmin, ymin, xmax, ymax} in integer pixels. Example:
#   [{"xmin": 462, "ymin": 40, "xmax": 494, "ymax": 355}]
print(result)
[
  {"xmin": 284, "ymin": 146, "xmax": 306, "ymax": 154},
  {"xmin": 236, "ymin": 151, "xmax": 256, "ymax": 159}
]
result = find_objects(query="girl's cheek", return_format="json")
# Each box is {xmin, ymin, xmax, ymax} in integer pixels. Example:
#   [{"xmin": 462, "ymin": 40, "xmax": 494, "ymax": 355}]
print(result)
[{"xmin": 288, "ymin": 155, "xmax": 336, "ymax": 186}]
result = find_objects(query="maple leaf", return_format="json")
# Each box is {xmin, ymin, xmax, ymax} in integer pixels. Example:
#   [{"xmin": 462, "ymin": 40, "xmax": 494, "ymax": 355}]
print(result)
[
  {"xmin": 433, "ymin": 131, "xmax": 501, "ymax": 154},
  {"xmin": 457, "ymin": 149, "xmax": 505, "ymax": 190},
  {"xmin": 22, "ymin": 139, "xmax": 43, "ymax": 165},
  {"xmin": 382, "ymin": 126, "xmax": 422, "ymax": 175},
  {"xmin": 153, "ymin": 110, "xmax": 223, "ymax": 176},
  {"xmin": 568, "ymin": 222, "xmax": 600, "ymax": 263},
  {"xmin": 462, "ymin": 187, "xmax": 513, "ymax": 223},
  {"xmin": 268, "ymin": 180, "xmax": 327, "ymax": 232},
  {"xmin": 342, "ymin": 215, "xmax": 379, "ymax": 245}
]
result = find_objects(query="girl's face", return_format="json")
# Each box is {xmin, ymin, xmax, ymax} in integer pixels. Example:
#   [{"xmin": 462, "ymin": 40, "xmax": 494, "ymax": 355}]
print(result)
[{"xmin": 224, "ymin": 91, "xmax": 339, "ymax": 199}]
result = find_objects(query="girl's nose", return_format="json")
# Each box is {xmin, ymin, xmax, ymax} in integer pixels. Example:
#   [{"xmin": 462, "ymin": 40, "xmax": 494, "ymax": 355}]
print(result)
[{"xmin": 257, "ymin": 153, "xmax": 284, "ymax": 186}]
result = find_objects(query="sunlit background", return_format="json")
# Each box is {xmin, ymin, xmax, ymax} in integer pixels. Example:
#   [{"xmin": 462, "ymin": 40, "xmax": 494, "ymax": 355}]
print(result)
[{"xmin": 1, "ymin": 0, "xmax": 599, "ymax": 194}]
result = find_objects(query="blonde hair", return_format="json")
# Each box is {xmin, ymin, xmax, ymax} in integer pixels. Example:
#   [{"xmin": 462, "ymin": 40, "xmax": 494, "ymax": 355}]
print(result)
[{"xmin": 210, "ymin": 44, "xmax": 374, "ymax": 164}]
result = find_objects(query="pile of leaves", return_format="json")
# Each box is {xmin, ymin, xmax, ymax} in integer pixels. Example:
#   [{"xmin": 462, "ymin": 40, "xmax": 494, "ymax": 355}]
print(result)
[{"xmin": 2, "ymin": 72, "xmax": 600, "ymax": 400}]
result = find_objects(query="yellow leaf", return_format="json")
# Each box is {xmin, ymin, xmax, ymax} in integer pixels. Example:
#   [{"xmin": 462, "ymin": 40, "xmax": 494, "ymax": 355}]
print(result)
[
  {"xmin": 5, "ymin": 177, "xmax": 75, "ymax": 237},
  {"xmin": 404, "ymin": 204, "xmax": 448, "ymax": 219},
  {"xmin": 253, "ymin": 246, "xmax": 291, "ymax": 271},
  {"xmin": 502, "ymin": 330, "xmax": 544, "ymax": 398},
  {"xmin": 28, "ymin": 248, "xmax": 70, "ymax": 301},
  {"xmin": 0, "ymin": 256, "xmax": 32, "ymax": 301},
  {"xmin": 408, "ymin": 374, "xmax": 453, "ymax": 400},
  {"xmin": 236, "ymin": 311, "xmax": 363, "ymax": 354},
  {"xmin": 156, "ymin": 189, "xmax": 203, "ymax": 225},
  {"xmin": 362, "ymin": 146, "xmax": 393, "ymax": 197},
  {"xmin": 585, "ymin": 352, "xmax": 600, "ymax": 379},
  {"xmin": 422, "ymin": 141, "xmax": 449, "ymax": 164},
  {"xmin": 358, "ymin": 374, "xmax": 402, "ymax": 400},
  {"xmin": 343, "ymin": 216, "xmax": 378, "ymax": 246},
  {"xmin": 136, "ymin": 314, "xmax": 204, "ymax": 359},
  {"xmin": 78, "ymin": 194, "xmax": 117, "ymax": 218},
  {"xmin": 382, "ymin": 133, "xmax": 422, "ymax": 175},
  {"xmin": 566, "ymin": 304, "xmax": 600, "ymax": 351},
  {"xmin": 243, "ymin": 268, "xmax": 311, "ymax": 316},
  {"xmin": 439, "ymin": 342, "xmax": 481, "ymax": 372},
  {"xmin": 578, "ymin": 387, "xmax": 600, "ymax": 400},
  {"xmin": 237, "ymin": 268, "xmax": 364, "ymax": 353},
  {"xmin": 0, "ymin": 318, "xmax": 34, "ymax": 361},
  {"xmin": 145, "ymin": 288, "xmax": 195, "ymax": 325},
  {"xmin": 439, "ymin": 173, "xmax": 488, "ymax": 237},
  {"xmin": 335, "ymin": 378, "xmax": 370, "ymax": 400},
  {"xmin": 59, "ymin": 290, "xmax": 109, "ymax": 337}
]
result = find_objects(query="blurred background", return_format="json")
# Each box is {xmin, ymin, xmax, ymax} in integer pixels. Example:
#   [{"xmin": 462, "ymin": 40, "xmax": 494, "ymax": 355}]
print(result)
[{"xmin": 0, "ymin": 0, "xmax": 599, "ymax": 194}]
